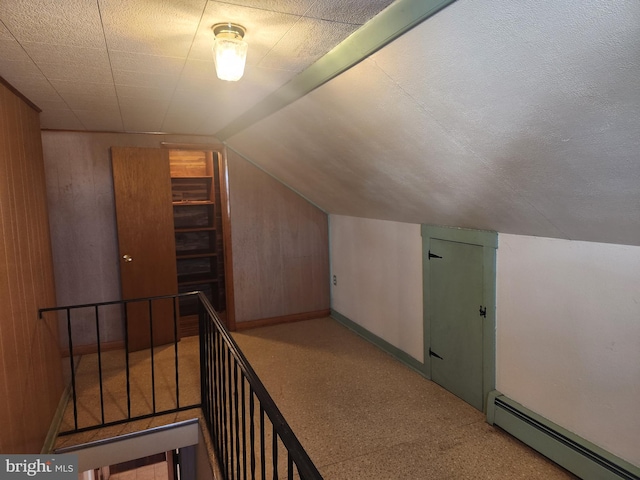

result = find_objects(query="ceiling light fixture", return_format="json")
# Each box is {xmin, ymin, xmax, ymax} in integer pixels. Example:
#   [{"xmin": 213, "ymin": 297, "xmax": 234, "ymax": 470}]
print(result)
[{"xmin": 212, "ymin": 23, "xmax": 248, "ymax": 82}]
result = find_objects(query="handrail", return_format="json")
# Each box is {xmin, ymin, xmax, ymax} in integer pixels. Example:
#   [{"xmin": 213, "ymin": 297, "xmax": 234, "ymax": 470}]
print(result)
[
  {"xmin": 39, "ymin": 293, "xmax": 200, "ymax": 435},
  {"xmin": 39, "ymin": 292, "xmax": 323, "ymax": 479},
  {"xmin": 197, "ymin": 292, "xmax": 323, "ymax": 479},
  {"xmin": 38, "ymin": 292, "xmax": 196, "ymax": 318}
]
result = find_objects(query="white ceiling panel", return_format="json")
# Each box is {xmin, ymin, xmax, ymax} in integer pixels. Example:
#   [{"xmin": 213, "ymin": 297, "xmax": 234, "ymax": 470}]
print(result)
[
  {"xmin": 215, "ymin": 0, "xmax": 317, "ymax": 17},
  {"xmin": 75, "ymin": 109, "xmax": 123, "ymax": 132},
  {"xmin": 112, "ymin": 70, "xmax": 180, "ymax": 90},
  {"xmin": 116, "ymin": 84, "xmax": 175, "ymax": 105},
  {"xmin": 108, "ymin": 51, "xmax": 186, "ymax": 77},
  {"xmin": 0, "ymin": 0, "xmax": 106, "ymax": 48},
  {"xmin": 38, "ymin": 63, "xmax": 114, "ymax": 85},
  {"xmin": 305, "ymin": 0, "xmax": 395, "ymax": 23},
  {"xmin": 0, "ymin": 60, "xmax": 45, "ymax": 85},
  {"xmin": 259, "ymin": 17, "xmax": 359, "ymax": 72},
  {"xmin": 120, "ymin": 102, "xmax": 168, "ymax": 133},
  {"xmin": 1, "ymin": 0, "xmax": 391, "ymax": 135},
  {"xmin": 100, "ymin": 0, "xmax": 204, "ymax": 57}
]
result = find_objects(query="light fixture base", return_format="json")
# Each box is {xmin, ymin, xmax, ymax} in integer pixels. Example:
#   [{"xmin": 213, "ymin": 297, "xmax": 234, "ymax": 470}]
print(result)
[{"xmin": 212, "ymin": 23, "xmax": 246, "ymax": 40}]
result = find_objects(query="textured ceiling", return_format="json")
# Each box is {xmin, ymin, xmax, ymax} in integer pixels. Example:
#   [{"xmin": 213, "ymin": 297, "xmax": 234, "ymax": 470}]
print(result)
[
  {"xmin": 1, "ymin": 0, "xmax": 639, "ymax": 247},
  {"xmin": 225, "ymin": 0, "xmax": 640, "ymax": 246},
  {"xmin": 0, "ymin": 0, "xmax": 393, "ymax": 133}
]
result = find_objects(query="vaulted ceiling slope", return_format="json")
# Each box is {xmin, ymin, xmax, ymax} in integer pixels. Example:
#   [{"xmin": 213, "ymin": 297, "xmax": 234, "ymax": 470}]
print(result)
[
  {"xmin": 1, "ymin": 1, "xmax": 639, "ymax": 247},
  {"xmin": 227, "ymin": 0, "xmax": 640, "ymax": 246}
]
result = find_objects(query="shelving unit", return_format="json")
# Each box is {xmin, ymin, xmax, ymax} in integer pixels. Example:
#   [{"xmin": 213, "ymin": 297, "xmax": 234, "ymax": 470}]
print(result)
[{"xmin": 169, "ymin": 149, "xmax": 226, "ymax": 336}]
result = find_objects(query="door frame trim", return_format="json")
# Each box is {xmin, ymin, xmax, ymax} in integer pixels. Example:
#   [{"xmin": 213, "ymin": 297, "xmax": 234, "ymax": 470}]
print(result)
[{"xmin": 421, "ymin": 224, "xmax": 497, "ymax": 412}]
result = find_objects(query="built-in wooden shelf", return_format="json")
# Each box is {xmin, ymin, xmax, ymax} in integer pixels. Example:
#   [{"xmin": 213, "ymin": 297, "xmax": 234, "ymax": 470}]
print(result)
[{"xmin": 169, "ymin": 148, "xmax": 226, "ymax": 333}]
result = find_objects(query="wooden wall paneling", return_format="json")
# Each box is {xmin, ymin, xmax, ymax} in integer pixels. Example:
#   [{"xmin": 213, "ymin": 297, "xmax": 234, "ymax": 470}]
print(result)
[
  {"xmin": 2, "ymin": 86, "xmax": 30, "ymax": 451},
  {"xmin": 0, "ymin": 79, "xmax": 22, "ymax": 453},
  {"xmin": 0, "ymin": 79, "xmax": 62, "ymax": 453},
  {"xmin": 227, "ymin": 149, "xmax": 330, "ymax": 324}
]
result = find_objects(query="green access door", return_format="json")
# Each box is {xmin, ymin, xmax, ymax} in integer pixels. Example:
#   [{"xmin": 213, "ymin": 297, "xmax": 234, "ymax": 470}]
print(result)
[{"xmin": 422, "ymin": 226, "xmax": 497, "ymax": 412}]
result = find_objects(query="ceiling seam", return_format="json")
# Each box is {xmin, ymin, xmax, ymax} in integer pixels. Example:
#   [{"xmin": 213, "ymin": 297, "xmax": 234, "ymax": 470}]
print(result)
[
  {"xmin": 96, "ymin": 0, "xmax": 124, "ymax": 132},
  {"xmin": 159, "ymin": 0, "xmax": 210, "ymax": 133}
]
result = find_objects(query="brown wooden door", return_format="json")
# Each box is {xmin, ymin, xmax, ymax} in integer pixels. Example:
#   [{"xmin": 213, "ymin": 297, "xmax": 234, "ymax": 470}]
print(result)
[{"xmin": 111, "ymin": 147, "xmax": 178, "ymax": 351}]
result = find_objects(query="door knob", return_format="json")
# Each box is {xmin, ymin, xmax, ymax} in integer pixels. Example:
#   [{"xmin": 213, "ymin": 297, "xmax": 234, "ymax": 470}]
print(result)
[{"xmin": 122, "ymin": 254, "xmax": 133, "ymax": 262}]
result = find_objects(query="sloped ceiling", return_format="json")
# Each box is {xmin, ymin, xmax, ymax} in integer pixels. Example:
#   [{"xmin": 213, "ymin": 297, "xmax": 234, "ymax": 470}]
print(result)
[
  {"xmin": 226, "ymin": 0, "xmax": 640, "ymax": 246},
  {"xmin": 1, "ymin": 0, "xmax": 639, "ymax": 246}
]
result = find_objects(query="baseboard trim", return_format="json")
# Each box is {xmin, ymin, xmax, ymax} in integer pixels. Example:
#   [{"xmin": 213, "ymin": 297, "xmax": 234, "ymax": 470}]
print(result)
[
  {"xmin": 234, "ymin": 309, "xmax": 331, "ymax": 331},
  {"xmin": 330, "ymin": 309, "xmax": 425, "ymax": 375},
  {"xmin": 61, "ymin": 340, "xmax": 125, "ymax": 357},
  {"xmin": 487, "ymin": 391, "xmax": 640, "ymax": 480},
  {"xmin": 41, "ymin": 384, "xmax": 71, "ymax": 454}
]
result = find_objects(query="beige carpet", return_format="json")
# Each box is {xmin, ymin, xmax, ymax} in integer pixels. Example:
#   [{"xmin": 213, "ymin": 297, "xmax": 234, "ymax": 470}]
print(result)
[{"xmin": 232, "ymin": 317, "xmax": 578, "ymax": 480}]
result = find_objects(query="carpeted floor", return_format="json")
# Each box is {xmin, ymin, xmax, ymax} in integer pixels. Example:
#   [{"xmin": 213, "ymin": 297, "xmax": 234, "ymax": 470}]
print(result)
[
  {"xmin": 55, "ymin": 316, "xmax": 577, "ymax": 479},
  {"xmin": 232, "ymin": 317, "xmax": 578, "ymax": 480}
]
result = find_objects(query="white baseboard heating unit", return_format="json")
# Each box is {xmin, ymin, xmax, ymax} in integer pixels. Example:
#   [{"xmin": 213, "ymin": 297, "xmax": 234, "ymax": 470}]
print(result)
[{"xmin": 486, "ymin": 391, "xmax": 639, "ymax": 480}]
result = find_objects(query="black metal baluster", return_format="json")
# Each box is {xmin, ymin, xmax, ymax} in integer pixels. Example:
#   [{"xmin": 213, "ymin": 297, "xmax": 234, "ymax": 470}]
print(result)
[
  {"xmin": 221, "ymin": 337, "xmax": 229, "ymax": 478},
  {"xmin": 123, "ymin": 302, "xmax": 131, "ymax": 419},
  {"xmin": 272, "ymin": 426, "xmax": 278, "ymax": 480},
  {"xmin": 260, "ymin": 406, "xmax": 266, "ymax": 480},
  {"xmin": 173, "ymin": 297, "xmax": 180, "ymax": 409},
  {"xmin": 214, "ymin": 328, "xmax": 223, "ymax": 467},
  {"xmin": 95, "ymin": 305, "xmax": 105, "ymax": 425},
  {"xmin": 213, "ymin": 324, "xmax": 221, "ymax": 458},
  {"xmin": 228, "ymin": 349, "xmax": 235, "ymax": 479},
  {"xmin": 66, "ymin": 308, "xmax": 78, "ymax": 431},
  {"xmin": 234, "ymin": 362, "xmax": 241, "ymax": 479},
  {"xmin": 242, "ymin": 376, "xmax": 247, "ymax": 480},
  {"xmin": 148, "ymin": 300, "xmax": 156, "ymax": 414},
  {"xmin": 210, "ymin": 325, "xmax": 218, "ymax": 445},
  {"xmin": 202, "ymin": 305, "xmax": 211, "ymax": 424},
  {"xmin": 287, "ymin": 452, "xmax": 293, "ymax": 480},
  {"xmin": 250, "ymin": 387, "xmax": 256, "ymax": 480}
]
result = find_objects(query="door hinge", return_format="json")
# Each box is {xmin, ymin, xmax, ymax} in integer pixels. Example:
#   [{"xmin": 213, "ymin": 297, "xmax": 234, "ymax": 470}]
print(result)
[
  {"xmin": 429, "ymin": 347, "xmax": 443, "ymax": 360},
  {"xmin": 428, "ymin": 250, "xmax": 442, "ymax": 259},
  {"xmin": 479, "ymin": 306, "xmax": 487, "ymax": 318}
]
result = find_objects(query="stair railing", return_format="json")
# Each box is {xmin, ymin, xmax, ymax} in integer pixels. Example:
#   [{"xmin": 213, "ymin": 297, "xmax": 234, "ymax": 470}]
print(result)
[
  {"xmin": 198, "ymin": 292, "xmax": 323, "ymax": 480},
  {"xmin": 39, "ymin": 292, "xmax": 323, "ymax": 479}
]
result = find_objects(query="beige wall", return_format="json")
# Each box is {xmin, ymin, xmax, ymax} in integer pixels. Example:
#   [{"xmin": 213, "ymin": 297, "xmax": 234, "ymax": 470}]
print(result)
[
  {"xmin": 327, "ymin": 213, "xmax": 640, "ymax": 468},
  {"xmin": 41, "ymin": 132, "xmax": 330, "ymax": 339},
  {"xmin": 42, "ymin": 132, "xmax": 221, "ymax": 345},
  {"xmin": 227, "ymin": 149, "xmax": 330, "ymax": 323},
  {"xmin": 329, "ymin": 215, "xmax": 424, "ymax": 362},
  {"xmin": 497, "ymin": 234, "xmax": 640, "ymax": 466},
  {"xmin": 0, "ymin": 80, "xmax": 62, "ymax": 452}
]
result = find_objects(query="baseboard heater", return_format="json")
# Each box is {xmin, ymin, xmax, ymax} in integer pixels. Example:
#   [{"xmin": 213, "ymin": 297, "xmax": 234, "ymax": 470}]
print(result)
[{"xmin": 486, "ymin": 391, "xmax": 639, "ymax": 480}]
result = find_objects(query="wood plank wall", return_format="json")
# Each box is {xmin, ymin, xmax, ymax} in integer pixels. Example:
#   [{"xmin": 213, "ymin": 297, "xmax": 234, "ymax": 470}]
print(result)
[
  {"xmin": 0, "ymin": 79, "xmax": 63, "ymax": 452},
  {"xmin": 227, "ymin": 149, "xmax": 330, "ymax": 324}
]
